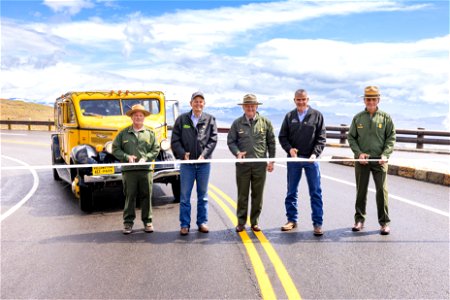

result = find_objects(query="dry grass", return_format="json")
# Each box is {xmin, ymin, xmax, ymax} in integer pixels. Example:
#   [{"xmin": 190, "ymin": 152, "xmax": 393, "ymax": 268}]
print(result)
[{"xmin": 0, "ymin": 99, "xmax": 54, "ymax": 131}]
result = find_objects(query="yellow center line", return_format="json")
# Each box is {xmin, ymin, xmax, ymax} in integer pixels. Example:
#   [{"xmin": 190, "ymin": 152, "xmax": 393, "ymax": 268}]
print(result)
[
  {"xmin": 208, "ymin": 190, "xmax": 276, "ymax": 300},
  {"xmin": 210, "ymin": 183, "xmax": 302, "ymax": 300},
  {"xmin": 1, "ymin": 139, "xmax": 48, "ymax": 147}
]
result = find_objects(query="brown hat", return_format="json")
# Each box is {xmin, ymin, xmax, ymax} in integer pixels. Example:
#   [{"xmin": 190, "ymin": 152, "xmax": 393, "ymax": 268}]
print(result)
[
  {"xmin": 126, "ymin": 104, "xmax": 151, "ymax": 117},
  {"xmin": 362, "ymin": 86, "xmax": 381, "ymax": 98},
  {"xmin": 238, "ymin": 94, "xmax": 263, "ymax": 105}
]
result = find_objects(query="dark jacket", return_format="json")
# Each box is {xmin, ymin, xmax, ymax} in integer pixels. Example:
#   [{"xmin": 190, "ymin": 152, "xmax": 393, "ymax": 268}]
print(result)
[
  {"xmin": 171, "ymin": 110, "xmax": 218, "ymax": 160},
  {"xmin": 278, "ymin": 107, "xmax": 326, "ymax": 157}
]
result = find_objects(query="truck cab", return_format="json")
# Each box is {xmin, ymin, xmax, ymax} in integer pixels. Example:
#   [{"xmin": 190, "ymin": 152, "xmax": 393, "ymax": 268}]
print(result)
[{"xmin": 51, "ymin": 90, "xmax": 180, "ymax": 211}]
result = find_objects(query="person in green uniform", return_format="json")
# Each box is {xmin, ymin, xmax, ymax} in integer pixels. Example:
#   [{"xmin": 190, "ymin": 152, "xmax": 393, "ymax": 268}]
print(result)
[
  {"xmin": 348, "ymin": 86, "xmax": 396, "ymax": 235},
  {"xmin": 227, "ymin": 94, "xmax": 276, "ymax": 232},
  {"xmin": 112, "ymin": 104, "xmax": 160, "ymax": 234}
]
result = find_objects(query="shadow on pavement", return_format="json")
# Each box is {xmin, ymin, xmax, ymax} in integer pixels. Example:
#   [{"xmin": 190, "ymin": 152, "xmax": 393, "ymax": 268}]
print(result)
[{"xmin": 38, "ymin": 228, "xmax": 239, "ymax": 245}]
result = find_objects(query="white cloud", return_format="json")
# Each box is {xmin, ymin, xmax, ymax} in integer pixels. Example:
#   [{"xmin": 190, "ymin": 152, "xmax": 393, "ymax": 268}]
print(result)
[
  {"xmin": 1, "ymin": 0, "xmax": 448, "ymax": 129},
  {"xmin": 43, "ymin": 0, "xmax": 95, "ymax": 15}
]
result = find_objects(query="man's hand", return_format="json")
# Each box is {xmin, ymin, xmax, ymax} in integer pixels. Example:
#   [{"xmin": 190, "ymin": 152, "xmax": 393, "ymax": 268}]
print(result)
[
  {"xmin": 184, "ymin": 152, "xmax": 190, "ymax": 160},
  {"xmin": 138, "ymin": 158, "xmax": 146, "ymax": 163},
  {"xmin": 198, "ymin": 155, "xmax": 205, "ymax": 160},
  {"xmin": 309, "ymin": 154, "xmax": 317, "ymax": 163},
  {"xmin": 358, "ymin": 153, "xmax": 369, "ymax": 165},
  {"xmin": 128, "ymin": 155, "xmax": 137, "ymax": 163},
  {"xmin": 237, "ymin": 151, "xmax": 247, "ymax": 159},
  {"xmin": 289, "ymin": 148, "xmax": 298, "ymax": 158},
  {"xmin": 379, "ymin": 155, "xmax": 388, "ymax": 165},
  {"xmin": 267, "ymin": 162, "xmax": 274, "ymax": 172}
]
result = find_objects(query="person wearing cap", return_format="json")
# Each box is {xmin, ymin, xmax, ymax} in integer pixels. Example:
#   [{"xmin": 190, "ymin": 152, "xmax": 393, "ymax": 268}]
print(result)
[
  {"xmin": 227, "ymin": 94, "xmax": 276, "ymax": 232},
  {"xmin": 278, "ymin": 89, "xmax": 327, "ymax": 236},
  {"xmin": 171, "ymin": 91, "xmax": 218, "ymax": 236},
  {"xmin": 112, "ymin": 104, "xmax": 160, "ymax": 234},
  {"xmin": 348, "ymin": 86, "xmax": 396, "ymax": 235}
]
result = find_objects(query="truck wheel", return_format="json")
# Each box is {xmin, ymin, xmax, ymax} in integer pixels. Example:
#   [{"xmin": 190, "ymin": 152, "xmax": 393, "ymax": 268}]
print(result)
[
  {"xmin": 171, "ymin": 179, "xmax": 180, "ymax": 203},
  {"xmin": 53, "ymin": 168, "xmax": 61, "ymax": 181},
  {"xmin": 79, "ymin": 183, "xmax": 94, "ymax": 212},
  {"xmin": 51, "ymin": 144, "xmax": 61, "ymax": 181}
]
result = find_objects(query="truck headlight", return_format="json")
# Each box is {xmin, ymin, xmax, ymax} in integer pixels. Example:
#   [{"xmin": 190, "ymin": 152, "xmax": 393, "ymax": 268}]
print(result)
[
  {"xmin": 160, "ymin": 139, "xmax": 171, "ymax": 151},
  {"xmin": 104, "ymin": 141, "xmax": 113, "ymax": 154}
]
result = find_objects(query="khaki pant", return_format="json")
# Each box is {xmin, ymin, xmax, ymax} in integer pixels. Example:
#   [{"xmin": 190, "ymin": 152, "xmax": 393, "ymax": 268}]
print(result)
[
  {"xmin": 354, "ymin": 162, "xmax": 390, "ymax": 226},
  {"xmin": 236, "ymin": 162, "xmax": 267, "ymax": 226},
  {"xmin": 122, "ymin": 170, "xmax": 153, "ymax": 225}
]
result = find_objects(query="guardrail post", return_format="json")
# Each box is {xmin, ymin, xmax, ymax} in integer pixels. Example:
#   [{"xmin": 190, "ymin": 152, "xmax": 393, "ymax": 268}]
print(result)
[
  {"xmin": 48, "ymin": 119, "xmax": 52, "ymax": 131},
  {"xmin": 340, "ymin": 124, "xmax": 347, "ymax": 144},
  {"xmin": 28, "ymin": 118, "xmax": 31, "ymax": 131},
  {"xmin": 417, "ymin": 127, "xmax": 425, "ymax": 149},
  {"xmin": 7, "ymin": 118, "xmax": 11, "ymax": 130}
]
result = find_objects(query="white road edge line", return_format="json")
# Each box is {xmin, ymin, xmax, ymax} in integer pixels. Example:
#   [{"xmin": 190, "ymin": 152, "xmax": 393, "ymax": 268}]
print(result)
[
  {"xmin": 1, "ymin": 155, "xmax": 39, "ymax": 222},
  {"xmin": 274, "ymin": 163, "xmax": 449, "ymax": 218}
]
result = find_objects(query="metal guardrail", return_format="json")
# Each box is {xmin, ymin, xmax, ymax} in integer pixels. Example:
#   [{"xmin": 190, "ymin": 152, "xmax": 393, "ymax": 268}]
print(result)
[
  {"xmin": 1, "ymin": 120, "xmax": 449, "ymax": 149},
  {"xmin": 0, "ymin": 119, "xmax": 54, "ymax": 131}
]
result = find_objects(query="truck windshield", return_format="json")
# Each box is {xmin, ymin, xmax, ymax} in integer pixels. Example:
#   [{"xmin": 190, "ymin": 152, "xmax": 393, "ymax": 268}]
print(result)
[
  {"xmin": 80, "ymin": 99, "xmax": 160, "ymax": 116},
  {"xmin": 122, "ymin": 99, "xmax": 160, "ymax": 115}
]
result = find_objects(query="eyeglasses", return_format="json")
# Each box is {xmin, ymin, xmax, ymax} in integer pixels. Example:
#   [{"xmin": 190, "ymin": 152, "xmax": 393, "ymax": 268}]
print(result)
[{"xmin": 364, "ymin": 98, "xmax": 379, "ymax": 102}]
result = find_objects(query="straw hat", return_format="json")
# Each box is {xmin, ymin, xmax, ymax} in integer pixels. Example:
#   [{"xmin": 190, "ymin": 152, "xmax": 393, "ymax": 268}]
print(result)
[
  {"xmin": 361, "ymin": 86, "xmax": 381, "ymax": 98},
  {"xmin": 126, "ymin": 104, "xmax": 150, "ymax": 117}
]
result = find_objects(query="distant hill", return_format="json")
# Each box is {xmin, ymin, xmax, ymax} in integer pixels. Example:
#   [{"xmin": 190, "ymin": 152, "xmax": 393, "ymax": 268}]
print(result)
[{"xmin": 0, "ymin": 99, "xmax": 53, "ymax": 121}]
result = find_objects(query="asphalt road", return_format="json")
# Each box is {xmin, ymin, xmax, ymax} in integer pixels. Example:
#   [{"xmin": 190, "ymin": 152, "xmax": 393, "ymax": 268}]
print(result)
[{"xmin": 1, "ymin": 130, "xmax": 449, "ymax": 299}]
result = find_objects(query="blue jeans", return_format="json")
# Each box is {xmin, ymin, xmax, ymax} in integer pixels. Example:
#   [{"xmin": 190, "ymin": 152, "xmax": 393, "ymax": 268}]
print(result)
[
  {"xmin": 179, "ymin": 163, "xmax": 211, "ymax": 228},
  {"xmin": 285, "ymin": 161, "xmax": 323, "ymax": 226}
]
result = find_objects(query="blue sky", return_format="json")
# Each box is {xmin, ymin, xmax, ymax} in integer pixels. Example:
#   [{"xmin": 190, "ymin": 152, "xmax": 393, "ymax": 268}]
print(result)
[{"xmin": 1, "ymin": 0, "xmax": 449, "ymax": 129}]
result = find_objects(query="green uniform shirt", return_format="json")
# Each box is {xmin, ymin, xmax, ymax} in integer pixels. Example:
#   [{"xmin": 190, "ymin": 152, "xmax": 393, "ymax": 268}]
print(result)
[
  {"xmin": 348, "ymin": 109, "xmax": 396, "ymax": 159},
  {"xmin": 227, "ymin": 113, "xmax": 276, "ymax": 159},
  {"xmin": 112, "ymin": 125, "xmax": 160, "ymax": 172}
]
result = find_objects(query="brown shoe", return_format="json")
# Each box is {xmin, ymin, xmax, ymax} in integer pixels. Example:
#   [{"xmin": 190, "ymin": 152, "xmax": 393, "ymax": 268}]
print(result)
[
  {"xmin": 352, "ymin": 222, "xmax": 364, "ymax": 232},
  {"xmin": 144, "ymin": 223, "xmax": 154, "ymax": 233},
  {"xmin": 313, "ymin": 226, "xmax": 323, "ymax": 236},
  {"xmin": 180, "ymin": 227, "xmax": 189, "ymax": 236},
  {"xmin": 235, "ymin": 224, "xmax": 245, "ymax": 232},
  {"xmin": 281, "ymin": 221, "xmax": 297, "ymax": 231},
  {"xmin": 251, "ymin": 225, "xmax": 261, "ymax": 232},
  {"xmin": 122, "ymin": 224, "xmax": 133, "ymax": 235},
  {"xmin": 380, "ymin": 225, "xmax": 390, "ymax": 235},
  {"xmin": 198, "ymin": 224, "xmax": 209, "ymax": 233}
]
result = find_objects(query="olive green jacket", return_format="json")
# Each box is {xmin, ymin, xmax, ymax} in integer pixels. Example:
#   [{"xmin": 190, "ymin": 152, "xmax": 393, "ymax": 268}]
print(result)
[
  {"xmin": 348, "ymin": 109, "xmax": 396, "ymax": 159},
  {"xmin": 227, "ymin": 113, "xmax": 276, "ymax": 159},
  {"xmin": 112, "ymin": 125, "xmax": 160, "ymax": 172}
]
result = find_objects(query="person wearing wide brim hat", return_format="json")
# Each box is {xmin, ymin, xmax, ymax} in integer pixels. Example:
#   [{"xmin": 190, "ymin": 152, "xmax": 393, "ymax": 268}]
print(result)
[
  {"xmin": 238, "ymin": 93, "xmax": 263, "ymax": 106},
  {"xmin": 227, "ymin": 93, "xmax": 276, "ymax": 233},
  {"xmin": 348, "ymin": 86, "xmax": 396, "ymax": 235},
  {"xmin": 125, "ymin": 104, "xmax": 151, "ymax": 117},
  {"xmin": 113, "ymin": 103, "xmax": 159, "ymax": 235}
]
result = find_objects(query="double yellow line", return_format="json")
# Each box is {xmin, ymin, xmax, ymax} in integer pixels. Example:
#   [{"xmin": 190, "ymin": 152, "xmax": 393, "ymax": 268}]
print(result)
[{"xmin": 208, "ymin": 184, "xmax": 301, "ymax": 300}]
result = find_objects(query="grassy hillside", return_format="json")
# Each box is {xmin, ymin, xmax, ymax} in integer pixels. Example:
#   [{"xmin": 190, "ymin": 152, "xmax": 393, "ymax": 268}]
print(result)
[
  {"xmin": 0, "ymin": 99, "xmax": 54, "ymax": 130},
  {"xmin": 0, "ymin": 99, "xmax": 53, "ymax": 120}
]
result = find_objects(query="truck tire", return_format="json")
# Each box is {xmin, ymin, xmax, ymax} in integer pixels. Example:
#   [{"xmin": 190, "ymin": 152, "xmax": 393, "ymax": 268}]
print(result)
[
  {"xmin": 79, "ymin": 182, "xmax": 94, "ymax": 212},
  {"xmin": 51, "ymin": 143, "xmax": 61, "ymax": 181},
  {"xmin": 171, "ymin": 179, "xmax": 180, "ymax": 203}
]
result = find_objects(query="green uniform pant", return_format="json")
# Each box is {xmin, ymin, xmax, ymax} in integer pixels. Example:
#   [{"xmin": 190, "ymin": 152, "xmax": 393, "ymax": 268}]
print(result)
[
  {"xmin": 122, "ymin": 170, "xmax": 153, "ymax": 225},
  {"xmin": 236, "ymin": 162, "xmax": 267, "ymax": 226},
  {"xmin": 354, "ymin": 162, "xmax": 390, "ymax": 226}
]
